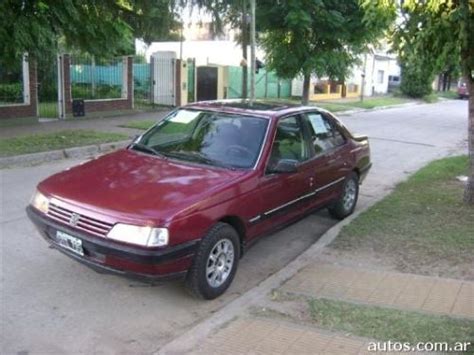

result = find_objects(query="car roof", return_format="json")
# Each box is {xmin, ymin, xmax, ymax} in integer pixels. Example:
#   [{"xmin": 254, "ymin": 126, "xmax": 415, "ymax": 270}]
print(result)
[{"xmin": 184, "ymin": 99, "xmax": 325, "ymax": 119}]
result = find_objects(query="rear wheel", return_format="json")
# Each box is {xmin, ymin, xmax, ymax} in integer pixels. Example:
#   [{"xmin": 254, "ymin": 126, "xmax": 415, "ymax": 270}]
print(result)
[
  {"xmin": 185, "ymin": 223, "xmax": 240, "ymax": 300},
  {"xmin": 328, "ymin": 172, "xmax": 359, "ymax": 220}
]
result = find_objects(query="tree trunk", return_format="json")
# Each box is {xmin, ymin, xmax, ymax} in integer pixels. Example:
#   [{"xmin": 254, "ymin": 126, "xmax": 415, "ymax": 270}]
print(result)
[
  {"xmin": 302, "ymin": 74, "xmax": 310, "ymax": 105},
  {"xmin": 442, "ymin": 72, "xmax": 448, "ymax": 91},
  {"xmin": 464, "ymin": 73, "xmax": 474, "ymax": 204},
  {"xmin": 241, "ymin": 0, "xmax": 248, "ymax": 99}
]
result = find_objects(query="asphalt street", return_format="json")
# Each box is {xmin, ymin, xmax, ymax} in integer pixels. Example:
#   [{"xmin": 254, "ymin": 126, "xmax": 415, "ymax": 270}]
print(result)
[{"xmin": 0, "ymin": 99, "xmax": 468, "ymax": 354}]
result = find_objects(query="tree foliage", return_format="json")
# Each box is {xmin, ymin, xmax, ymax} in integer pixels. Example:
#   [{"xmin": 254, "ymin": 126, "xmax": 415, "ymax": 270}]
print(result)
[
  {"xmin": 256, "ymin": 0, "xmax": 394, "ymax": 104},
  {"xmin": 365, "ymin": 0, "xmax": 474, "ymax": 203},
  {"xmin": 0, "ymin": 0, "xmax": 179, "ymax": 65}
]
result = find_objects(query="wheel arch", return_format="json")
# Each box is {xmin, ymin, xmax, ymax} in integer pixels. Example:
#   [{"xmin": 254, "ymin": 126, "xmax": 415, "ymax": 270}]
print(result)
[{"xmin": 218, "ymin": 215, "xmax": 247, "ymax": 256}]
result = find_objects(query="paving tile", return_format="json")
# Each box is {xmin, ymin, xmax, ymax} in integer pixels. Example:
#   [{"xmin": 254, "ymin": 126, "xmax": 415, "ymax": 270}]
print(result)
[
  {"xmin": 326, "ymin": 335, "xmax": 365, "ymax": 354},
  {"xmin": 377, "ymin": 273, "xmax": 410, "ymax": 291},
  {"xmin": 422, "ymin": 296, "xmax": 457, "ymax": 314},
  {"xmin": 393, "ymin": 292, "xmax": 427, "ymax": 310},
  {"xmin": 457, "ymin": 282, "xmax": 474, "ymax": 301},
  {"xmin": 254, "ymin": 324, "xmax": 304, "ymax": 353},
  {"xmin": 344, "ymin": 287, "xmax": 376, "ymax": 302},
  {"xmin": 351, "ymin": 271, "xmax": 384, "ymax": 290},
  {"xmin": 318, "ymin": 283, "xmax": 350, "ymax": 298},
  {"xmin": 285, "ymin": 330, "xmax": 333, "ymax": 354},
  {"xmin": 367, "ymin": 288, "xmax": 402, "ymax": 305},
  {"xmin": 196, "ymin": 317, "xmax": 375, "ymax": 355},
  {"xmin": 404, "ymin": 275, "xmax": 436, "ymax": 293},
  {"xmin": 428, "ymin": 279, "xmax": 462, "ymax": 299}
]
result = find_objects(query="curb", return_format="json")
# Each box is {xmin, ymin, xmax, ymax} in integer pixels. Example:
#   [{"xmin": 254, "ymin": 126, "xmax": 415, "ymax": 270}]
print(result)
[
  {"xmin": 0, "ymin": 140, "xmax": 130, "ymax": 169},
  {"xmin": 155, "ymin": 194, "xmax": 386, "ymax": 355}
]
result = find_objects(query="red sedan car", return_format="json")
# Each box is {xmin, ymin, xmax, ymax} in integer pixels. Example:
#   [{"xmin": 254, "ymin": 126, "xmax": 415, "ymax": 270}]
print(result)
[{"xmin": 27, "ymin": 101, "xmax": 371, "ymax": 299}]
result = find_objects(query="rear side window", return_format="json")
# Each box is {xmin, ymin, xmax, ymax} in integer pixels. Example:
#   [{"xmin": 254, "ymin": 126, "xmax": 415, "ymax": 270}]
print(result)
[{"xmin": 304, "ymin": 112, "xmax": 346, "ymax": 154}]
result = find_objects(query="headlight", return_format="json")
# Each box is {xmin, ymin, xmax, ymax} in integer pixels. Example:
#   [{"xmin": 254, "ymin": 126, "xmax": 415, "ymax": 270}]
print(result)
[
  {"xmin": 107, "ymin": 224, "xmax": 169, "ymax": 247},
  {"xmin": 30, "ymin": 190, "xmax": 49, "ymax": 214}
]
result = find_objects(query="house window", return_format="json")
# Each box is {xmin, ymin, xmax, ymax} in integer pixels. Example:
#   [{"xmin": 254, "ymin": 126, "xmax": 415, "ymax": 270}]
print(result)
[{"xmin": 377, "ymin": 70, "xmax": 384, "ymax": 84}]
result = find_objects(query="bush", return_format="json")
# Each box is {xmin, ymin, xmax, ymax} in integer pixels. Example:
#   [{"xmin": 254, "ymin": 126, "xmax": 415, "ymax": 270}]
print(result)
[
  {"xmin": 422, "ymin": 93, "xmax": 438, "ymax": 103},
  {"xmin": 399, "ymin": 64, "xmax": 433, "ymax": 98},
  {"xmin": 0, "ymin": 83, "xmax": 22, "ymax": 103},
  {"xmin": 71, "ymin": 83, "xmax": 121, "ymax": 99}
]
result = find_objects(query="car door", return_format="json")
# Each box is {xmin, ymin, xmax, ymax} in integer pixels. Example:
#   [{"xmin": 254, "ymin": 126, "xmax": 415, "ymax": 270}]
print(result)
[
  {"xmin": 301, "ymin": 111, "xmax": 351, "ymax": 207},
  {"xmin": 249, "ymin": 114, "xmax": 315, "ymax": 238}
]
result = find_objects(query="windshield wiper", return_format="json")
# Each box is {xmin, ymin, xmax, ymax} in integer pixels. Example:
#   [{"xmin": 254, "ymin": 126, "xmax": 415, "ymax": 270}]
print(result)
[
  {"xmin": 129, "ymin": 142, "xmax": 166, "ymax": 158},
  {"xmin": 166, "ymin": 151, "xmax": 236, "ymax": 170}
]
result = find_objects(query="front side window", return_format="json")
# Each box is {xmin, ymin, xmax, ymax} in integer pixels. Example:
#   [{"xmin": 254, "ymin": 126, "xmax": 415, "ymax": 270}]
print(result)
[
  {"xmin": 304, "ymin": 112, "xmax": 346, "ymax": 154},
  {"xmin": 135, "ymin": 109, "xmax": 269, "ymax": 169},
  {"xmin": 267, "ymin": 115, "xmax": 310, "ymax": 171}
]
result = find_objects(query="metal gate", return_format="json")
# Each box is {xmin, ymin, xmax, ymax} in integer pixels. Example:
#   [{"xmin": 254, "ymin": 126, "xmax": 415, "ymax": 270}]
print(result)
[
  {"xmin": 197, "ymin": 66, "xmax": 218, "ymax": 101},
  {"xmin": 36, "ymin": 54, "xmax": 60, "ymax": 118},
  {"xmin": 151, "ymin": 52, "xmax": 176, "ymax": 106}
]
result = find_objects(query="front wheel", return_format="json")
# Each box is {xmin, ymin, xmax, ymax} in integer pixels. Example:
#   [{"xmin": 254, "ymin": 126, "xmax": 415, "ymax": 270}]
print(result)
[
  {"xmin": 185, "ymin": 223, "xmax": 240, "ymax": 300},
  {"xmin": 328, "ymin": 172, "xmax": 359, "ymax": 220}
]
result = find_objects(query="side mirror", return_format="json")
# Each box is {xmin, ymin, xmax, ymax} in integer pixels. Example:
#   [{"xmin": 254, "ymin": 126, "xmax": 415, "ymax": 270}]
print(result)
[{"xmin": 268, "ymin": 159, "xmax": 298, "ymax": 174}]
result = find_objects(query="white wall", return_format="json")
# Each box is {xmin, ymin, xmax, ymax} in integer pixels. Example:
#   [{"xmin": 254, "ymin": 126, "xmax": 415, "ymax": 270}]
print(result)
[
  {"xmin": 348, "ymin": 53, "xmax": 399, "ymax": 97},
  {"xmin": 135, "ymin": 39, "xmax": 265, "ymax": 67}
]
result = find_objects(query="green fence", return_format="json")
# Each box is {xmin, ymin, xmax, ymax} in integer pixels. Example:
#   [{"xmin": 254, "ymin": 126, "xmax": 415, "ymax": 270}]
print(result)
[
  {"xmin": 187, "ymin": 59, "xmax": 196, "ymax": 103},
  {"xmin": 70, "ymin": 56, "xmax": 124, "ymax": 100},
  {"xmin": 226, "ymin": 66, "xmax": 291, "ymax": 99}
]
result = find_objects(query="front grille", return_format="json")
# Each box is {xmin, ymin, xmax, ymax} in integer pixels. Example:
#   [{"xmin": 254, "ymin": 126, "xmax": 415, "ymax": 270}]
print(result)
[{"xmin": 47, "ymin": 203, "xmax": 113, "ymax": 238}]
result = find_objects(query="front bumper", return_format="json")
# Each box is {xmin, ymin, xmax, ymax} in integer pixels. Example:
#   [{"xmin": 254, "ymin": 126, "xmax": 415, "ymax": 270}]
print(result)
[{"xmin": 26, "ymin": 206, "xmax": 198, "ymax": 283}]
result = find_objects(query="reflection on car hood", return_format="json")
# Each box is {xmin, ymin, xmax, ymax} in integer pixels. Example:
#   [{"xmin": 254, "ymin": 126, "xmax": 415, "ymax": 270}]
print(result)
[{"xmin": 38, "ymin": 149, "xmax": 248, "ymax": 223}]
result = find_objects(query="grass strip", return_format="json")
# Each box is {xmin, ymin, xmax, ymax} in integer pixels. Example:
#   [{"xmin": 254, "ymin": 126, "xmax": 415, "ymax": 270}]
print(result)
[
  {"xmin": 331, "ymin": 156, "xmax": 474, "ymax": 279},
  {"xmin": 0, "ymin": 129, "xmax": 127, "ymax": 157},
  {"xmin": 308, "ymin": 298, "xmax": 474, "ymax": 348}
]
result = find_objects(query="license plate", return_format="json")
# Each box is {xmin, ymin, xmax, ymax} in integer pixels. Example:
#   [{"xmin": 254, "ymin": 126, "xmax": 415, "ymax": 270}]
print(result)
[{"xmin": 55, "ymin": 231, "xmax": 84, "ymax": 256}]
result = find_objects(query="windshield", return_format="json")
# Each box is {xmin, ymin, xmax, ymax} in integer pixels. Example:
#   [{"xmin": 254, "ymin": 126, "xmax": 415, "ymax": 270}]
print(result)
[{"xmin": 134, "ymin": 109, "xmax": 269, "ymax": 169}]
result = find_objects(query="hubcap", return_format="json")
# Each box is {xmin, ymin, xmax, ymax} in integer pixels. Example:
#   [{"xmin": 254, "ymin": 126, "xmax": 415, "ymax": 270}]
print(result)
[
  {"xmin": 206, "ymin": 239, "xmax": 235, "ymax": 288},
  {"xmin": 342, "ymin": 179, "xmax": 357, "ymax": 211}
]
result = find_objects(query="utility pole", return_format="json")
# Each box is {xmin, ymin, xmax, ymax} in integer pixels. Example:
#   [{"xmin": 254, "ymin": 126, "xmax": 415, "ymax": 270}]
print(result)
[
  {"xmin": 249, "ymin": 0, "xmax": 256, "ymax": 105},
  {"xmin": 241, "ymin": 0, "xmax": 248, "ymax": 99},
  {"xmin": 360, "ymin": 53, "xmax": 367, "ymax": 102},
  {"xmin": 179, "ymin": 25, "xmax": 184, "ymax": 61}
]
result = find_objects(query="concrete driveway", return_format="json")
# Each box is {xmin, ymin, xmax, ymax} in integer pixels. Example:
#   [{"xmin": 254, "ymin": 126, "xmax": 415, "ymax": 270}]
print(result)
[{"xmin": 0, "ymin": 99, "xmax": 467, "ymax": 354}]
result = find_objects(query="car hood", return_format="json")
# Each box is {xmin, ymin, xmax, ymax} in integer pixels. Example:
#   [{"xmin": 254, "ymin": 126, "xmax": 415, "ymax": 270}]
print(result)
[{"xmin": 38, "ymin": 149, "xmax": 248, "ymax": 224}]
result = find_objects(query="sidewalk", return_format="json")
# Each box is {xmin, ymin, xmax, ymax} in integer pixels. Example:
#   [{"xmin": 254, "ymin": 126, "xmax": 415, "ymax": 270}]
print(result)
[
  {"xmin": 193, "ymin": 317, "xmax": 375, "ymax": 355},
  {"xmin": 282, "ymin": 263, "xmax": 474, "ymax": 318},
  {"xmin": 175, "ymin": 265, "xmax": 473, "ymax": 355}
]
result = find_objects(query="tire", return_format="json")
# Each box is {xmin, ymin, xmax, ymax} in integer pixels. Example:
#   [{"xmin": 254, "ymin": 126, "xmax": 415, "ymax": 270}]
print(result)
[
  {"xmin": 185, "ymin": 222, "xmax": 240, "ymax": 300},
  {"xmin": 328, "ymin": 172, "xmax": 359, "ymax": 220}
]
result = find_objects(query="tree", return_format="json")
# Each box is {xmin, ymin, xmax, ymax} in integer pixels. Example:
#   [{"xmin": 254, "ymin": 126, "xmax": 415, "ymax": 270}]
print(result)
[
  {"xmin": 256, "ymin": 0, "xmax": 394, "ymax": 105},
  {"xmin": 0, "ymin": 1, "xmax": 179, "ymax": 65},
  {"xmin": 366, "ymin": 0, "xmax": 474, "ymax": 203}
]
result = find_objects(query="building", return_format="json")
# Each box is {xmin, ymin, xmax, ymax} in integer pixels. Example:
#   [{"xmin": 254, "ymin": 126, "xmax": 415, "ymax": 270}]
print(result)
[{"xmin": 291, "ymin": 45, "xmax": 401, "ymax": 100}]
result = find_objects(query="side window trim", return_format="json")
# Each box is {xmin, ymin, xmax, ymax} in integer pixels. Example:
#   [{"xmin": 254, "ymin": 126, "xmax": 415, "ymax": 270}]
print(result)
[
  {"xmin": 263, "ymin": 113, "xmax": 312, "ymax": 175},
  {"xmin": 321, "ymin": 112, "xmax": 348, "ymax": 148},
  {"xmin": 303, "ymin": 111, "xmax": 347, "ymax": 159}
]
